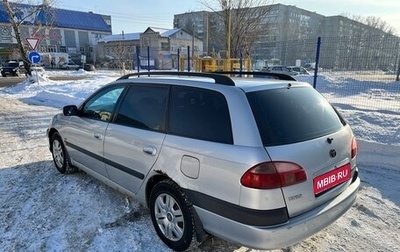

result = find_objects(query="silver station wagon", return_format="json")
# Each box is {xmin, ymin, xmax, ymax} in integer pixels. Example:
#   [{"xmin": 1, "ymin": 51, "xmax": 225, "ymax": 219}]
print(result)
[{"xmin": 47, "ymin": 71, "xmax": 360, "ymax": 251}]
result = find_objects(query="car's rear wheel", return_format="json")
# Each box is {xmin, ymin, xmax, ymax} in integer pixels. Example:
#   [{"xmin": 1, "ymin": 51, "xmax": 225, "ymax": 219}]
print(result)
[
  {"xmin": 149, "ymin": 179, "xmax": 195, "ymax": 251},
  {"xmin": 51, "ymin": 132, "xmax": 77, "ymax": 174}
]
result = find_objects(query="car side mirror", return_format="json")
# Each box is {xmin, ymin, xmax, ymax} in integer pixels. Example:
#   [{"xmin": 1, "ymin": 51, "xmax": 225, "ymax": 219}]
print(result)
[{"xmin": 63, "ymin": 105, "xmax": 78, "ymax": 116}]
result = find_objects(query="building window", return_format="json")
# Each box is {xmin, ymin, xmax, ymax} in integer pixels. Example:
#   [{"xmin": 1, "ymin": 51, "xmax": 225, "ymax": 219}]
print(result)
[
  {"xmin": 80, "ymin": 47, "xmax": 85, "ymax": 53},
  {"xmin": 161, "ymin": 42, "xmax": 169, "ymax": 51},
  {"xmin": 48, "ymin": 46, "xmax": 56, "ymax": 52},
  {"xmin": 60, "ymin": 46, "xmax": 67, "ymax": 53}
]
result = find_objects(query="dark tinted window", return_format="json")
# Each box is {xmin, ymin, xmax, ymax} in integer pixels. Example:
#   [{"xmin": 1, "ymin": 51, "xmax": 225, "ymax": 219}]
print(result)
[
  {"xmin": 247, "ymin": 87, "xmax": 345, "ymax": 146},
  {"xmin": 5, "ymin": 62, "xmax": 20, "ymax": 67},
  {"xmin": 169, "ymin": 87, "xmax": 233, "ymax": 144},
  {"xmin": 82, "ymin": 86, "xmax": 125, "ymax": 122},
  {"xmin": 115, "ymin": 85, "xmax": 168, "ymax": 131}
]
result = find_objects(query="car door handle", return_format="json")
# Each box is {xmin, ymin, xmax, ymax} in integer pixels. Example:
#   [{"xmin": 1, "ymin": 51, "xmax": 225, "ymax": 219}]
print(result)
[
  {"xmin": 143, "ymin": 146, "xmax": 157, "ymax": 156},
  {"xmin": 94, "ymin": 133, "xmax": 103, "ymax": 140}
]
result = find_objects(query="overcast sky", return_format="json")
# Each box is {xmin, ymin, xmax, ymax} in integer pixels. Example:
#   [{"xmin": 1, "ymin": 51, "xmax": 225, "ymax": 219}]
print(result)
[{"xmin": 53, "ymin": 0, "xmax": 400, "ymax": 35}]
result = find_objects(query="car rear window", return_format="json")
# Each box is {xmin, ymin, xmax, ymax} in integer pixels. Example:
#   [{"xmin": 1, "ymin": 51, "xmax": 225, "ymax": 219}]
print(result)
[
  {"xmin": 247, "ymin": 86, "xmax": 345, "ymax": 146},
  {"xmin": 5, "ymin": 62, "xmax": 19, "ymax": 67}
]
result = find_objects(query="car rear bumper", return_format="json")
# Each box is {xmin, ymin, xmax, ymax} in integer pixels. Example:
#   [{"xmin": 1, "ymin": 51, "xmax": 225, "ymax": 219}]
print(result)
[{"xmin": 195, "ymin": 174, "xmax": 360, "ymax": 250}]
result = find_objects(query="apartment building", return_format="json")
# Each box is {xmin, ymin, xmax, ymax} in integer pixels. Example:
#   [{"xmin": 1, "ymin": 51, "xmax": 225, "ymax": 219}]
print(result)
[{"xmin": 173, "ymin": 3, "xmax": 398, "ymax": 69}]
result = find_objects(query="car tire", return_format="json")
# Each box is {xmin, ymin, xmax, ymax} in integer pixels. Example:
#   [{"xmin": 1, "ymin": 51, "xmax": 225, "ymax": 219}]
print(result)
[
  {"xmin": 149, "ymin": 179, "xmax": 195, "ymax": 251},
  {"xmin": 51, "ymin": 132, "xmax": 77, "ymax": 174}
]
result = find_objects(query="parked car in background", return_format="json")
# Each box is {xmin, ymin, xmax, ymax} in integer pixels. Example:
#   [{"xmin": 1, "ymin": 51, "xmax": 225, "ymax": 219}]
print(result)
[
  {"xmin": 47, "ymin": 71, "xmax": 360, "ymax": 251},
  {"xmin": 261, "ymin": 65, "xmax": 298, "ymax": 76},
  {"xmin": 304, "ymin": 62, "xmax": 316, "ymax": 70},
  {"xmin": 83, "ymin": 63, "xmax": 95, "ymax": 71},
  {"xmin": 1, "ymin": 61, "xmax": 25, "ymax": 77},
  {"xmin": 60, "ymin": 60, "xmax": 80, "ymax": 70},
  {"xmin": 287, "ymin": 66, "xmax": 311, "ymax": 75}
]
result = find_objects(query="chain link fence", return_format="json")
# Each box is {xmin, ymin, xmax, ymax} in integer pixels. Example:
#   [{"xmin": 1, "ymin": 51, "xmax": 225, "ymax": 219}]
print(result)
[
  {"xmin": 134, "ymin": 35, "xmax": 400, "ymax": 144},
  {"xmin": 252, "ymin": 35, "xmax": 400, "ymax": 100},
  {"xmin": 102, "ymin": 34, "xmax": 400, "ymax": 110},
  {"xmin": 314, "ymin": 35, "xmax": 399, "ymax": 112},
  {"xmin": 97, "ymin": 34, "xmax": 399, "ymax": 144},
  {"xmin": 270, "ymin": 35, "xmax": 400, "ymax": 145}
]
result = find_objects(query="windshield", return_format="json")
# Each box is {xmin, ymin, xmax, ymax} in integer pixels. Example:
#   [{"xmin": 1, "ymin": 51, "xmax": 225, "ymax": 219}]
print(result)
[
  {"xmin": 4, "ymin": 62, "xmax": 19, "ymax": 67},
  {"xmin": 247, "ymin": 86, "xmax": 345, "ymax": 146}
]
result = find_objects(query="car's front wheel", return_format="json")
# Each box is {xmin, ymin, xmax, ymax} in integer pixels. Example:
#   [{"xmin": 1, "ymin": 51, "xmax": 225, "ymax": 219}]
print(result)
[
  {"xmin": 149, "ymin": 179, "xmax": 195, "ymax": 251},
  {"xmin": 51, "ymin": 132, "xmax": 77, "ymax": 174}
]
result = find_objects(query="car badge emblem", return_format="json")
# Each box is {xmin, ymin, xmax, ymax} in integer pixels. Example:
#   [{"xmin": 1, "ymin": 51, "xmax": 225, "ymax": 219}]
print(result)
[{"xmin": 329, "ymin": 149, "xmax": 337, "ymax": 158}]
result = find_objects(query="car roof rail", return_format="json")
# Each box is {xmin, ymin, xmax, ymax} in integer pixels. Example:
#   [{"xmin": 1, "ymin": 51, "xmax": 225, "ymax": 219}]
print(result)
[
  {"xmin": 213, "ymin": 71, "xmax": 297, "ymax": 81},
  {"xmin": 117, "ymin": 71, "xmax": 236, "ymax": 86}
]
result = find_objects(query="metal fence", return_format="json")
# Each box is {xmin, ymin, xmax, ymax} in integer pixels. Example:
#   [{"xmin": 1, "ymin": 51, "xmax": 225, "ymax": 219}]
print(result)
[
  {"xmin": 124, "ymin": 35, "xmax": 400, "ymax": 78},
  {"xmin": 306, "ymin": 35, "xmax": 400, "ymax": 112},
  {"xmin": 116, "ymin": 35, "xmax": 400, "ymax": 105},
  {"xmin": 263, "ymin": 35, "xmax": 400, "ymax": 145},
  {"xmin": 102, "ymin": 34, "xmax": 399, "ymax": 144},
  {"xmin": 124, "ymin": 34, "xmax": 400, "ymax": 145}
]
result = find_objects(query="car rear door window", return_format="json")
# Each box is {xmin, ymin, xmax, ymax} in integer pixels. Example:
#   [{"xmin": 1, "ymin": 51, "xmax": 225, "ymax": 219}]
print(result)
[
  {"xmin": 169, "ymin": 86, "xmax": 233, "ymax": 144},
  {"xmin": 115, "ymin": 85, "xmax": 168, "ymax": 132}
]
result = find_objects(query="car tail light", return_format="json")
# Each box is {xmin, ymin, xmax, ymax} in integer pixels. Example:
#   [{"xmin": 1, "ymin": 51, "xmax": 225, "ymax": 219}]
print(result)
[
  {"xmin": 351, "ymin": 137, "xmax": 357, "ymax": 159},
  {"xmin": 240, "ymin": 162, "xmax": 307, "ymax": 189}
]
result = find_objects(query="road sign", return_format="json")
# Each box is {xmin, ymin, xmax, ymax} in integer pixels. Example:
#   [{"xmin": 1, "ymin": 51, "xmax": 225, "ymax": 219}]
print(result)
[
  {"xmin": 28, "ymin": 51, "xmax": 41, "ymax": 64},
  {"xmin": 26, "ymin": 37, "xmax": 39, "ymax": 50}
]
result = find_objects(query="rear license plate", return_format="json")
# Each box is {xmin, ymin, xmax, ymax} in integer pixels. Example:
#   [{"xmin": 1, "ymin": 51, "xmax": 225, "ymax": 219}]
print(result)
[{"xmin": 313, "ymin": 164, "xmax": 351, "ymax": 195}]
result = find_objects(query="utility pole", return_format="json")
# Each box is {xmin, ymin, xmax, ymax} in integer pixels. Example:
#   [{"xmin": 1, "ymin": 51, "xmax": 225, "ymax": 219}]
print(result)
[
  {"xmin": 226, "ymin": 6, "xmax": 231, "ymax": 59},
  {"xmin": 205, "ymin": 11, "xmax": 209, "ymax": 55},
  {"xmin": 396, "ymin": 41, "xmax": 400, "ymax": 81},
  {"xmin": 192, "ymin": 23, "xmax": 195, "ymax": 58}
]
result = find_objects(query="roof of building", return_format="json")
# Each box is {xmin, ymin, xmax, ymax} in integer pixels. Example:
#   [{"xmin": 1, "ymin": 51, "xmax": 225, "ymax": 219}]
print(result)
[
  {"xmin": 98, "ymin": 32, "xmax": 141, "ymax": 43},
  {"xmin": 145, "ymin": 27, "xmax": 181, "ymax": 37},
  {"xmin": 98, "ymin": 27, "xmax": 183, "ymax": 43},
  {"xmin": 0, "ymin": 3, "xmax": 111, "ymax": 33},
  {"xmin": 53, "ymin": 9, "xmax": 110, "ymax": 32}
]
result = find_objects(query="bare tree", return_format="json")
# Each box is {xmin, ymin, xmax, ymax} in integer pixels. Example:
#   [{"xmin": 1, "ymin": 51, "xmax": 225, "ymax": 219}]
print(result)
[
  {"xmin": 362, "ymin": 16, "xmax": 397, "ymax": 35},
  {"xmin": 341, "ymin": 13, "xmax": 397, "ymax": 35},
  {"xmin": 202, "ymin": 0, "xmax": 274, "ymax": 58},
  {"xmin": 2, "ymin": 0, "xmax": 56, "ymax": 77}
]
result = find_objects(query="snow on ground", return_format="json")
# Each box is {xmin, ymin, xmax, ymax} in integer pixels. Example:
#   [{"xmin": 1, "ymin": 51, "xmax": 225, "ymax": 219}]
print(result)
[{"xmin": 0, "ymin": 69, "xmax": 399, "ymax": 252}]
